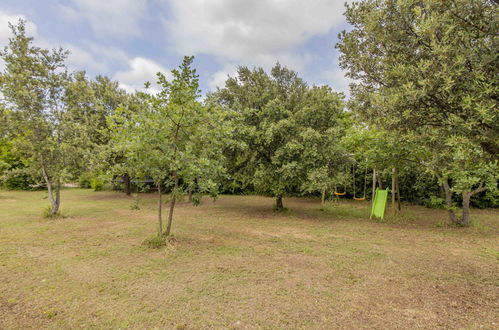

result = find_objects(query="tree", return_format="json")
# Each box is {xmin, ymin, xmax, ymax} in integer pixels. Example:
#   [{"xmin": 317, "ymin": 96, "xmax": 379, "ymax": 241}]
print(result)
[
  {"xmin": 0, "ymin": 20, "xmax": 78, "ymax": 216},
  {"xmin": 209, "ymin": 64, "xmax": 346, "ymax": 209},
  {"xmin": 110, "ymin": 56, "xmax": 228, "ymax": 238},
  {"xmin": 295, "ymin": 86, "xmax": 350, "ymax": 204},
  {"xmin": 65, "ymin": 72, "xmax": 131, "ymax": 193},
  {"xmin": 337, "ymin": 0, "xmax": 499, "ymax": 224},
  {"xmin": 424, "ymin": 131, "xmax": 498, "ymax": 226},
  {"xmin": 338, "ymin": 0, "xmax": 498, "ymax": 156}
]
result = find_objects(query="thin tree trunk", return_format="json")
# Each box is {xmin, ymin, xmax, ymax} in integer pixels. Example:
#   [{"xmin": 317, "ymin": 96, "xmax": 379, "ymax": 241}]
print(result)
[
  {"xmin": 41, "ymin": 158, "xmax": 59, "ymax": 216},
  {"xmin": 188, "ymin": 186, "xmax": 193, "ymax": 203},
  {"xmin": 377, "ymin": 173, "xmax": 383, "ymax": 190},
  {"xmin": 123, "ymin": 174, "xmax": 131, "ymax": 196},
  {"xmin": 321, "ymin": 189, "xmax": 326, "ymax": 205},
  {"xmin": 165, "ymin": 172, "xmax": 178, "ymax": 236},
  {"xmin": 396, "ymin": 174, "xmax": 401, "ymax": 211},
  {"xmin": 275, "ymin": 195, "xmax": 284, "ymax": 210},
  {"xmin": 371, "ymin": 168, "xmax": 376, "ymax": 205},
  {"xmin": 391, "ymin": 168, "xmax": 396, "ymax": 215},
  {"xmin": 442, "ymin": 179, "xmax": 457, "ymax": 224},
  {"xmin": 52, "ymin": 179, "xmax": 60, "ymax": 216},
  {"xmin": 157, "ymin": 184, "xmax": 162, "ymax": 236},
  {"xmin": 165, "ymin": 123, "xmax": 181, "ymax": 236},
  {"xmin": 46, "ymin": 179, "xmax": 54, "ymax": 208}
]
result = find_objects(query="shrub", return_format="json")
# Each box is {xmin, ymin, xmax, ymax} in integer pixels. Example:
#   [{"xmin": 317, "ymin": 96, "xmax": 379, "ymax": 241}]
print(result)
[
  {"xmin": 78, "ymin": 173, "xmax": 92, "ymax": 188},
  {"xmin": 130, "ymin": 194, "xmax": 140, "ymax": 210},
  {"xmin": 424, "ymin": 196, "xmax": 445, "ymax": 209},
  {"xmin": 2, "ymin": 172, "xmax": 36, "ymax": 190},
  {"xmin": 91, "ymin": 178, "xmax": 104, "ymax": 191},
  {"xmin": 143, "ymin": 235, "xmax": 166, "ymax": 249},
  {"xmin": 42, "ymin": 206, "xmax": 61, "ymax": 218}
]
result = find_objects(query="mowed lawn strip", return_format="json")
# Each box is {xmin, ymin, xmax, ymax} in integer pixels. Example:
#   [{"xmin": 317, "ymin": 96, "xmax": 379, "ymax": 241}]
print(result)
[{"xmin": 0, "ymin": 189, "xmax": 497, "ymax": 329}]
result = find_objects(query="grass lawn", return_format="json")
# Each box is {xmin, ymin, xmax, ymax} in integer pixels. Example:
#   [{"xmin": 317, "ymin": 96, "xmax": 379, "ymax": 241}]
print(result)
[{"xmin": 0, "ymin": 189, "xmax": 497, "ymax": 329}]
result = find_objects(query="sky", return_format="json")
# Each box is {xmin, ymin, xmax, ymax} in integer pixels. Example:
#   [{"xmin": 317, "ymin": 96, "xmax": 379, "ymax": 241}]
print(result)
[{"xmin": 0, "ymin": 0, "xmax": 353, "ymax": 95}]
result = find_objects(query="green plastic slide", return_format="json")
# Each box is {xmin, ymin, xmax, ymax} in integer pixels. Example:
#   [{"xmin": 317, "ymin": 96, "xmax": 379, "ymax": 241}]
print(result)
[{"xmin": 370, "ymin": 188, "xmax": 389, "ymax": 219}]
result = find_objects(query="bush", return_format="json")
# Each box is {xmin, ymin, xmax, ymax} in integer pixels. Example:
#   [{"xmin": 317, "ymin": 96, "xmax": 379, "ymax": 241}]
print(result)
[
  {"xmin": 130, "ymin": 194, "xmax": 140, "ymax": 210},
  {"xmin": 91, "ymin": 178, "xmax": 104, "ymax": 191},
  {"xmin": 143, "ymin": 235, "xmax": 166, "ymax": 249},
  {"xmin": 425, "ymin": 196, "xmax": 445, "ymax": 209},
  {"xmin": 42, "ymin": 206, "xmax": 61, "ymax": 218},
  {"xmin": 2, "ymin": 173, "xmax": 36, "ymax": 190},
  {"xmin": 78, "ymin": 173, "xmax": 92, "ymax": 188}
]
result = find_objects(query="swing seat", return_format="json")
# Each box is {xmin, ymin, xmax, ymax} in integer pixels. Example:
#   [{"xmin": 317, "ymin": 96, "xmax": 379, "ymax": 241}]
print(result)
[
  {"xmin": 334, "ymin": 192, "xmax": 346, "ymax": 196},
  {"xmin": 353, "ymin": 197, "xmax": 366, "ymax": 201}
]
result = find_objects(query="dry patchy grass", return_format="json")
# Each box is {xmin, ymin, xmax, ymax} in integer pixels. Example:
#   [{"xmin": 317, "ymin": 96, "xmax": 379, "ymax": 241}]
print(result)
[{"xmin": 0, "ymin": 189, "xmax": 498, "ymax": 329}]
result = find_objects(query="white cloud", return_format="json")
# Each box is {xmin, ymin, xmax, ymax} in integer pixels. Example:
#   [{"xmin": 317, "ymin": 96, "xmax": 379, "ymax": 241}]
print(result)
[
  {"xmin": 0, "ymin": 10, "xmax": 38, "ymax": 71},
  {"xmin": 113, "ymin": 57, "xmax": 170, "ymax": 93},
  {"xmin": 0, "ymin": 10, "xmax": 37, "ymax": 46},
  {"xmin": 208, "ymin": 63, "xmax": 238, "ymax": 91},
  {"xmin": 58, "ymin": 0, "xmax": 147, "ymax": 38},
  {"xmin": 85, "ymin": 43, "xmax": 129, "ymax": 67},
  {"xmin": 63, "ymin": 44, "xmax": 96, "ymax": 70},
  {"xmin": 320, "ymin": 57, "xmax": 353, "ymax": 96},
  {"xmin": 164, "ymin": 0, "xmax": 349, "ymax": 70}
]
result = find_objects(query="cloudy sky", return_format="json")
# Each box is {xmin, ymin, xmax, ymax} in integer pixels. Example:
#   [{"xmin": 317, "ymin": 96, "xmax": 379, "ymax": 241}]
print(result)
[{"xmin": 0, "ymin": 0, "xmax": 352, "ymax": 95}]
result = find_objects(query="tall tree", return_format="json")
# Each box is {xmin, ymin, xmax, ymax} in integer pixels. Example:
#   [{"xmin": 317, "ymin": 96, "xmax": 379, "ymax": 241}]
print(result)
[
  {"xmin": 0, "ymin": 20, "xmax": 77, "ymax": 216},
  {"xmin": 65, "ymin": 72, "xmax": 130, "ymax": 193},
  {"xmin": 338, "ymin": 0, "xmax": 498, "ymax": 156},
  {"xmin": 110, "ymin": 56, "xmax": 228, "ymax": 238},
  {"xmin": 210, "ymin": 64, "xmax": 346, "ymax": 209},
  {"xmin": 337, "ymin": 0, "xmax": 498, "ymax": 224}
]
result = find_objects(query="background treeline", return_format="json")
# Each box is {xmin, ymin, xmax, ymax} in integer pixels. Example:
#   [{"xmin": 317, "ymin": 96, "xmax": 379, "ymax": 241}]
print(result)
[{"xmin": 1, "ymin": 0, "xmax": 497, "ymax": 234}]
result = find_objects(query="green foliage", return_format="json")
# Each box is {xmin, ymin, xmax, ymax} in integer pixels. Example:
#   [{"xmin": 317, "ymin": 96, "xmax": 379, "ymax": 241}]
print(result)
[
  {"xmin": 426, "ymin": 196, "xmax": 445, "ymax": 209},
  {"xmin": 0, "ymin": 20, "xmax": 95, "ymax": 214},
  {"xmin": 78, "ymin": 173, "xmax": 92, "ymax": 188},
  {"xmin": 191, "ymin": 194, "xmax": 202, "ymax": 206},
  {"xmin": 130, "ymin": 194, "xmax": 140, "ymax": 210},
  {"xmin": 142, "ymin": 235, "xmax": 166, "ymax": 249},
  {"xmin": 42, "ymin": 206, "xmax": 61, "ymax": 218},
  {"xmin": 2, "ymin": 170, "xmax": 36, "ymax": 190},
  {"xmin": 209, "ymin": 64, "xmax": 347, "ymax": 208},
  {"xmin": 338, "ymin": 0, "xmax": 498, "ymax": 156},
  {"xmin": 0, "ymin": 140, "xmax": 36, "ymax": 190},
  {"xmin": 109, "ymin": 56, "xmax": 229, "ymax": 236},
  {"xmin": 337, "ymin": 0, "xmax": 499, "ymax": 221},
  {"xmin": 91, "ymin": 178, "xmax": 104, "ymax": 191}
]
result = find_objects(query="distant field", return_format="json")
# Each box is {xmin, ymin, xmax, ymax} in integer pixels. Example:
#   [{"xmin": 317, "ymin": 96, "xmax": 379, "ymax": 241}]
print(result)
[{"xmin": 0, "ymin": 189, "xmax": 497, "ymax": 329}]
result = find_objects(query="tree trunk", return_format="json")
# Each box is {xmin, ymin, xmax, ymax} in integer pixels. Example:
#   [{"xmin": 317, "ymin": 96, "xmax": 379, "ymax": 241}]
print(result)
[
  {"xmin": 188, "ymin": 186, "xmax": 193, "ymax": 203},
  {"xmin": 396, "ymin": 174, "xmax": 401, "ymax": 211},
  {"xmin": 321, "ymin": 189, "xmax": 326, "ymax": 205},
  {"xmin": 460, "ymin": 184, "xmax": 484, "ymax": 227},
  {"xmin": 442, "ymin": 179, "xmax": 457, "ymax": 224},
  {"xmin": 377, "ymin": 173, "xmax": 383, "ymax": 190},
  {"xmin": 461, "ymin": 192, "xmax": 472, "ymax": 227},
  {"xmin": 46, "ymin": 179, "xmax": 54, "ymax": 209},
  {"xmin": 371, "ymin": 168, "xmax": 377, "ymax": 207},
  {"xmin": 123, "ymin": 174, "xmax": 131, "ymax": 196},
  {"xmin": 275, "ymin": 195, "xmax": 284, "ymax": 210},
  {"xmin": 391, "ymin": 168, "xmax": 396, "ymax": 215},
  {"xmin": 157, "ymin": 184, "xmax": 163, "ymax": 236},
  {"xmin": 165, "ymin": 172, "xmax": 178, "ymax": 236},
  {"xmin": 41, "ymin": 159, "xmax": 59, "ymax": 216},
  {"xmin": 52, "ymin": 179, "xmax": 60, "ymax": 216}
]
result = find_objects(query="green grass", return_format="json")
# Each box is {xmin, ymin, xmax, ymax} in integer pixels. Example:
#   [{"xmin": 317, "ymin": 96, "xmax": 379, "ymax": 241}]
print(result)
[{"xmin": 0, "ymin": 189, "xmax": 498, "ymax": 329}]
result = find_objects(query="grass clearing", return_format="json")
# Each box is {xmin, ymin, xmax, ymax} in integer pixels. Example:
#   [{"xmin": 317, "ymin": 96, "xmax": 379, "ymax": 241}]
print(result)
[{"xmin": 0, "ymin": 189, "xmax": 498, "ymax": 329}]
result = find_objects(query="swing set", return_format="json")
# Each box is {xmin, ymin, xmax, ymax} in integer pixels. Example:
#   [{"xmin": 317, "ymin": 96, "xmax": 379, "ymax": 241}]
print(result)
[
  {"xmin": 333, "ymin": 164, "xmax": 368, "ymax": 201},
  {"xmin": 332, "ymin": 164, "xmax": 394, "ymax": 219}
]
